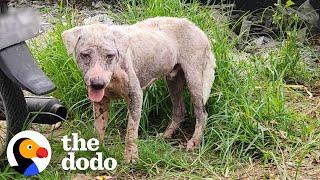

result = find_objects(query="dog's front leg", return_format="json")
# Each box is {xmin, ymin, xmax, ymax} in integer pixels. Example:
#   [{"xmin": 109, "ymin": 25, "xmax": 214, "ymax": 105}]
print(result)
[
  {"xmin": 93, "ymin": 98, "xmax": 110, "ymax": 142},
  {"xmin": 124, "ymin": 70, "xmax": 143, "ymax": 163}
]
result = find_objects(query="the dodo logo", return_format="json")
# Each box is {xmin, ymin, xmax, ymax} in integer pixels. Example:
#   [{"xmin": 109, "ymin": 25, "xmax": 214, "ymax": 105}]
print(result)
[{"xmin": 6, "ymin": 130, "xmax": 51, "ymax": 176}]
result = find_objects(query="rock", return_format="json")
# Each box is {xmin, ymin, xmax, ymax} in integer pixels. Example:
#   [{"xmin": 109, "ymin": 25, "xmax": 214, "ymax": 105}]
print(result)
[
  {"xmin": 297, "ymin": 27, "xmax": 307, "ymax": 42},
  {"xmin": 83, "ymin": 14, "xmax": 113, "ymax": 25},
  {"xmin": 92, "ymin": 1, "xmax": 110, "ymax": 9},
  {"xmin": 239, "ymin": 16, "xmax": 252, "ymax": 42},
  {"xmin": 253, "ymin": 36, "xmax": 265, "ymax": 47},
  {"xmin": 297, "ymin": 0, "xmax": 319, "ymax": 28},
  {"xmin": 243, "ymin": 36, "xmax": 280, "ymax": 53}
]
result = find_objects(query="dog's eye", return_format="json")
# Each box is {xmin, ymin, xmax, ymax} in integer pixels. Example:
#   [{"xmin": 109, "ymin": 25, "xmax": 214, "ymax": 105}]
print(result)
[
  {"xmin": 106, "ymin": 54, "xmax": 115, "ymax": 59},
  {"xmin": 80, "ymin": 52, "xmax": 91, "ymax": 59}
]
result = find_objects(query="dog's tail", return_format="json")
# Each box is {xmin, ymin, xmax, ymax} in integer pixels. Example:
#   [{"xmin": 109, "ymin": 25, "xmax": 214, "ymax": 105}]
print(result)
[{"xmin": 202, "ymin": 45, "xmax": 216, "ymax": 105}]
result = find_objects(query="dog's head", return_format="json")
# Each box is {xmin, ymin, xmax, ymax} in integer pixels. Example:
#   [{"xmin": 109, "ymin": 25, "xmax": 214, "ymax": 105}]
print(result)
[{"xmin": 62, "ymin": 24, "xmax": 128, "ymax": 102}]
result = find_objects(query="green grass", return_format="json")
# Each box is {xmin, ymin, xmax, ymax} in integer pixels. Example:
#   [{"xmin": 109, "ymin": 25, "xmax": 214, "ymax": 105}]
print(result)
[{"xmin": 1, "ymin": 0, "xmax": 320, "ymax": 179}]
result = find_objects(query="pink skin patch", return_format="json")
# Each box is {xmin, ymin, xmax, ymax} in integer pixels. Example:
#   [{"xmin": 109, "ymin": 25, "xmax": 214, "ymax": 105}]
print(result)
[
  {"xmin": 88, "ymin": 87, "xmax": 105, "ymax": 102},
  {"xmin": 85, "ymin": 63, "xmax": 113, "ymax": 102}
]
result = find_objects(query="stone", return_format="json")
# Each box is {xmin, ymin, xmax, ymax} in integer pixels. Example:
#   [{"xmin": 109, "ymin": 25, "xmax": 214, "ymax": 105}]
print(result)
[{"xmin": 83, "ymin": 14, "xmax": 113, "ymax": 25}]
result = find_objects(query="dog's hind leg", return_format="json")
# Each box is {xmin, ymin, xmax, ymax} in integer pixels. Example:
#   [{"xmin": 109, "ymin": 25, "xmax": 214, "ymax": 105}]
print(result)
[
  {"xmin": 181, "ymin": 56, "xmax": 213, "ymax": 150},
  {"xmin": 185, "ymin": 69, "xmax": 208, "ymax": 150},
  {"xmin": 179, "ymin": 45, "xmax": 215, "ymax": 150},
  {"xmin": 163, "ymin": 67, "xmax": 186, "ymax": 138}
]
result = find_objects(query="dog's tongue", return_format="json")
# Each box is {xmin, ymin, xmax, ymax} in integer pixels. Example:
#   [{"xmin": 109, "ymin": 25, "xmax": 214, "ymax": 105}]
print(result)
[{"xmin": 88, "ymin": 88, "xmax": 105, "ymax": 102}]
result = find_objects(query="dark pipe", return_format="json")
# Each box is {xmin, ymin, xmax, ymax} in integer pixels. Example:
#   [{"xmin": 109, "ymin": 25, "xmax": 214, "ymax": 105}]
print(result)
[
  {"xmin": 25, "ymin": 96, "xmax": 67, "ymax": 125},
  {"xmin": 0, "ymin": 0, "xmax": 8, "ymax": 14}
]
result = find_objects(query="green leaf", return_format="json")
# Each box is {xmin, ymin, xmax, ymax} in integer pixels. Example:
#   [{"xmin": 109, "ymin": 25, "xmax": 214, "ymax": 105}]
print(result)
[{"xmin": 285, "ymin": 0, "xmax": 295, "ymax": 7}]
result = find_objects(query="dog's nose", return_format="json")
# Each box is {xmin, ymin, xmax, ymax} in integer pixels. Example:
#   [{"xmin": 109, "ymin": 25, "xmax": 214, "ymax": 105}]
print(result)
[{"xmin": 90, "ymin": 78, "xmax": 105, "ymax": 90}]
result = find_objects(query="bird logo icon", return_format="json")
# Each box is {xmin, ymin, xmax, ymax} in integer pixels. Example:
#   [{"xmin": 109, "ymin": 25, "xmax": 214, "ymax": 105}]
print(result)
[{"xmin": 7, "ymin": 130, "xmax": 51, "ymax": 176}]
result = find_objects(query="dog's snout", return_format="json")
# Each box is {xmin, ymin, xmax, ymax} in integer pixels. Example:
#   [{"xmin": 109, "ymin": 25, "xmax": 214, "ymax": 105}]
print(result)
[{"xmin": 90, "ymin": 78, "xmax": 106, "ymax": 90}]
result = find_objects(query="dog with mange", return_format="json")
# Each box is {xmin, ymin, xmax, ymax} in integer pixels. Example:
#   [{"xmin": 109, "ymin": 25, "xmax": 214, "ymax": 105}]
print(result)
[{"xmin": 62, "ymin": 17, "xmax": 216, "ymax": 163}]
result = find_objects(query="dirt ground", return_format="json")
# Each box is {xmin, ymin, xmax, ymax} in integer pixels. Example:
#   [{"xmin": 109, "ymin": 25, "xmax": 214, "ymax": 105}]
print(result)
[{"xmin": 233, "ymin": 161, "xmax": 320, "ymax": 179}]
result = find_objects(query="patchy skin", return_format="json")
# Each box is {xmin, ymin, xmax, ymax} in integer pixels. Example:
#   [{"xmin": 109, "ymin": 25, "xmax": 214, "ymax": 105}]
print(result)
[
  {"xmin": 62, "ymin": 17, "xmax": 216, "ymax": 163},
  {"xmin": 106, "ymin": 68, "xmax": 129, "ymax": 98},
  {"xmin": 93, "ymin": 98, "xmax": 110, "ymax": 142}
]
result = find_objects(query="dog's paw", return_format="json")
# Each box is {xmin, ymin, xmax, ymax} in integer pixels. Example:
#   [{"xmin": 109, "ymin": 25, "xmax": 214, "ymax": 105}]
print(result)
[
  {"xmin": 186, "ymin": 138, "xmax": 200, "ymax": 151},
  {"xmin": 96, "ymin": 132, "xmax": 105, "ymax": 143},
  {"xmin": 124, "ymin": 152, "xmax": 138, "ymax": 164},
  {"xmin": 124, "ymin": 146, "xmax": 138, "ymax": 164},
  {"xmin": 163, "ymin": 121, "xmax": 182, "ymax": 139}
]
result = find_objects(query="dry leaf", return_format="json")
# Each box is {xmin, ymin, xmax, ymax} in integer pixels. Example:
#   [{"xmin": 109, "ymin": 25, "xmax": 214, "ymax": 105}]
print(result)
[
  {"xmin": 278, "ymin": 130, "xmax": 287, "ymax": 139},
  {"xmin": 95, "ymin": 175, "xmax": 114, "ymax": 180},
  {"xmin": 72, "ymin": 174, "xmax": 92, "ymax": 180}
]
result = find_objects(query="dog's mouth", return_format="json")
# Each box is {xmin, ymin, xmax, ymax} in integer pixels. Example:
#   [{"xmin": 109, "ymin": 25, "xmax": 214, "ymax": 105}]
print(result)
[{"xmin": 88, "ymin": 86, "xmax": 105, "ymax": 102}]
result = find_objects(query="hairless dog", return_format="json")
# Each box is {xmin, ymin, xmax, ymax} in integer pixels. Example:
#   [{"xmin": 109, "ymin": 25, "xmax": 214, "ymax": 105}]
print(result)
[{"xmin": 62, "ymin": 17, "xmax": 216, "ymax": 163}]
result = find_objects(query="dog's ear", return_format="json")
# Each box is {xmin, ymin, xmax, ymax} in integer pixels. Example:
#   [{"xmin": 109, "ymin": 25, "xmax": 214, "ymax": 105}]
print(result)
[
  {"xmin": 112, "ymin": 30, "xmax": 130, "ymax": 60},
  {"xmin": 62, "ymin": 27, "xmax": 83, "ymax": 55}
]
